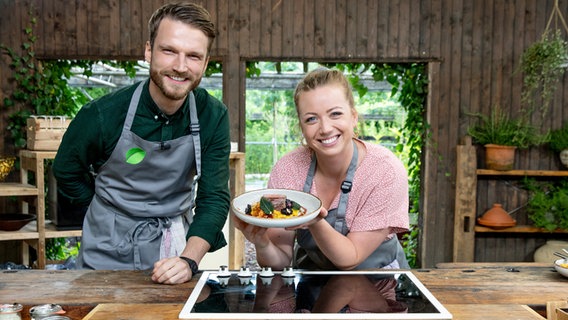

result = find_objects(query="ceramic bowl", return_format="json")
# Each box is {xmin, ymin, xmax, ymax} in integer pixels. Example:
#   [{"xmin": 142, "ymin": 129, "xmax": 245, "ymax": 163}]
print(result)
[
  {"xmin": 554, "ymin": 259, "xmax": 568, "ymax": 278},
  {"xmin": 0, "ymin": 213, "xmax": 36, "ymax": 231},
  {"xmin": 232, "ymin": 188, "xmax": 322, "ymax": 228}
]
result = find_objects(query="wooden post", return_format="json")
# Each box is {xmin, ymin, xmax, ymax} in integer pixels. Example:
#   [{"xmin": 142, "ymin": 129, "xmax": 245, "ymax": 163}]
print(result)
[
  {"xmin": 228, "ymin": 152, "xmax": 246, "ymax": 269},
  {"xmin": 453, "ymin": 136, "xmax": 477, "ymax": 262}
]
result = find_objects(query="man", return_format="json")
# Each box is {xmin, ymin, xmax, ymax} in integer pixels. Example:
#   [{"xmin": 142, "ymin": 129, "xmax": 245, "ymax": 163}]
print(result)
[{"xmin": 53, "ymin": 2, "xmax": 230, "ymax": 285}]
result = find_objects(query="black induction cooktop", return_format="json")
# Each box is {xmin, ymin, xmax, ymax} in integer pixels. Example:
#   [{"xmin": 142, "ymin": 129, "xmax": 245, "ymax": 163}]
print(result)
[{"xmin": 179, "ymin": 268, "xmax": 452, "ymax": 319}]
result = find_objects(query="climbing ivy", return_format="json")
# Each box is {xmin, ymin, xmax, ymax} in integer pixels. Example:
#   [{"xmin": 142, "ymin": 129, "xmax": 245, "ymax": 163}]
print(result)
[{"xmin": 377, "ymin": 63, "xmax": 428, "ymax": 268}]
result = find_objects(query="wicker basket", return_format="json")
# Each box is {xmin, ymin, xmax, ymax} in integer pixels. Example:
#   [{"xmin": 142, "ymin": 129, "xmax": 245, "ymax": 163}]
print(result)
[{"xmin": 0, "ymin": 157, "xmax": 16, "ymax": 181}]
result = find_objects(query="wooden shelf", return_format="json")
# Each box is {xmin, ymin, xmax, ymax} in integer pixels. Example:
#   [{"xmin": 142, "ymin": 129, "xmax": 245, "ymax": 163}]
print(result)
[
  {"xmin": 477, "ymin": 169, "xmax": 568, "ymax": 176},
  {"xmin": 45, "ymin": 221, "xmax": 82, "ymax": 238},
  {"xmin": 0, "ymin": 151, "xmax": 50, "ymax": 268},
  {"xmin": 0, "ymin": 150, "xmax": 74, "ymax": 268},
  {"xmin": 453, "ymin": 138, "xmax": 568, "ymax": 262},
  {"xmin": 474, "ymin": 225, "xmax": 568, "ymax": 233},
  {"xmin": 0, "ymin": 230, "xmax": 39, "ymax": 240},
  {"xmin": 0, "ymin": 183, "xmax": 38, "ymax": 196},
  {"xmin": 0, "ymin": 220, "xmax": 82, "ymax": 241}
]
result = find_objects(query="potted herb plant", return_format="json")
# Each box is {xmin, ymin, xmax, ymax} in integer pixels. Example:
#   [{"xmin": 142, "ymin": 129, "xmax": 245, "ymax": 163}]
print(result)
[
  {"xmin": 548, "ymin": 122, "xmax": 568, "ymax": 168},
  {"xmin": 467, "ymin": 106, "xmax": 544, "ymax": 170},
  {"xmin": 524, "ymin": 178, "xmax": 568, "ymax": 232}
]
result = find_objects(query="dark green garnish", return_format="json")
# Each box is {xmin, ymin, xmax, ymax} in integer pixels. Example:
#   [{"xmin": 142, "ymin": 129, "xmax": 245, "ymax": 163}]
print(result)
[
  {"xmin": 259, "ymin": 196, "xmax": 274, "ymax": 216},
  {"xmin": 291, "ymin": 200, "xmax": 301, "ymax": 210}
]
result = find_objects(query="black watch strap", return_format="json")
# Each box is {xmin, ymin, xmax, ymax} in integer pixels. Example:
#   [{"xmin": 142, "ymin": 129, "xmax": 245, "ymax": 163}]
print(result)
[{"xmin": 179, "ymin": 256, "xmax": 199, "ymax": 275}]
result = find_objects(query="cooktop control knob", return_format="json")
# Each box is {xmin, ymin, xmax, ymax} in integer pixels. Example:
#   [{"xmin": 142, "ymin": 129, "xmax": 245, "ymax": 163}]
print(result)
[
  {"xmin": 237, "ymin": 266, "xmax": 252, "ymax": 278},
  {"xmin": 239, "ymin": 277, "xmax": 251, "ymax": 285},
  {"xmin": 218, "ymin": 276, "xmax": 230, "ymax": 287},
  {"xmin": 217, "ymin": 265, "xmax": 231, "ymax": 278},
  {"xmin": 259, "ymin": 266, "xmax": 274, "ymax": 278},
  {"xmin": 281, "ymin": 266, "xmax": 294, "ymax": 278}
]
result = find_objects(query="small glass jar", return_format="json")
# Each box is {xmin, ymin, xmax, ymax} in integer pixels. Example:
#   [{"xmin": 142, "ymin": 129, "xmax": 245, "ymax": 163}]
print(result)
[
  {"xmin": 0, "ymin": 303, "xmax": 23, "ymax": 320},
  {"xmin": 29, "ymin": 304, "xmax": 63, "ymax": 320}
]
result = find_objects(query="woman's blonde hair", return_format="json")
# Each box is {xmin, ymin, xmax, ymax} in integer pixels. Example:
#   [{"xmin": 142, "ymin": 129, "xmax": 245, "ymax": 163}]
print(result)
[{"xmin": 293, "ymin": 68, "xmax": 356, "ymax": 116}]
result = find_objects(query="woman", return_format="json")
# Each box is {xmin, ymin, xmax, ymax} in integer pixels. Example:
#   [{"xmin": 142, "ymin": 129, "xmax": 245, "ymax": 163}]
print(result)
[{"xmin": 234, "ymin": 68, "xmax": 410, "ymax": 270}]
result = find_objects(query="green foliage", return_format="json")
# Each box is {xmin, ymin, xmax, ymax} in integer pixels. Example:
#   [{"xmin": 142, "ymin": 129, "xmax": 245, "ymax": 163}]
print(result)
[
  {"xmin": 548, "ymin": 122, "xmax": 568, "ymax": 153},
  {"xmin": 467, "ymin": 106, "xmax": 544, "ymax": 149},
  {"xmin": 518, "ymin": 29, "xmax": 568, "ymax": 118},
  {"xmin": 46, "ymin": 237, "xmax": 80, "ymax": 261},
  {"xmin": 524, "ymin": 178, "xmax": 568, "ymax": 231},
  {"xmin": 370, "ymin": 63, "xmax": 428, "ymax": 268},
  {"xmin": 244, "ymin": 83, "xmax": 301, "ymax": 175},
  {"xmin": 205, "ymin": 61, "xmax": 222, "ymax": 76},
  {"xmin": 1, "ymin": 7, "xmax": 137, "ymax": 148},
  {"xmin": 246, "ymin": 61, "xmax": 262, "ymax": 77},
  {"xmin": 401, "ymin": 224, "xmax": 419, "ymax": 267}
]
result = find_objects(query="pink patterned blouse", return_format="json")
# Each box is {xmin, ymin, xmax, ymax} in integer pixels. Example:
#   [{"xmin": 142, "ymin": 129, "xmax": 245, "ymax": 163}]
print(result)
[{"xmin": 267, "ymin": 139, "xmax": 409, "ymax": 235}]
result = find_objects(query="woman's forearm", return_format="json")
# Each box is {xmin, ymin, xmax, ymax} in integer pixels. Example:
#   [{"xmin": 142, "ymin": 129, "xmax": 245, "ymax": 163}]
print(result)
[
  {"xmin": 309, "ymin": 221, "xmax": 390, "ymax": 270},
  {"xmin": 255, "ymin": 238, "xmax": 293, "ymax": 270}
]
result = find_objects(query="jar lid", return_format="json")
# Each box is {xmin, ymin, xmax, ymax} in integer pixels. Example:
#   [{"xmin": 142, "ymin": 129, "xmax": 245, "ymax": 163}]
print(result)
[
  {"xmin": 29, "ymin": 304, "xmax": 63, "ymax": 316},
  {"xmin": 0, "ymin": 303, "xmax": 23, "ymax": 313}
]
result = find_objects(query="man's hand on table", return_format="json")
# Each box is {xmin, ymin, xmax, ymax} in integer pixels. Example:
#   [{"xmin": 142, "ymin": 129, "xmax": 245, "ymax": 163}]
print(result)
[{"xmin": 151, "ymin": 256, "xmax": 193, "ymax": 284}]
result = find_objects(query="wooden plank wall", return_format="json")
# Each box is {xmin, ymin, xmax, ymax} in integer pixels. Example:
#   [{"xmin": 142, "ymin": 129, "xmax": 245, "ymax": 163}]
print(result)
[{"xmin": 1, "ymin": 0, "xmax": 568, "ymax": 267}]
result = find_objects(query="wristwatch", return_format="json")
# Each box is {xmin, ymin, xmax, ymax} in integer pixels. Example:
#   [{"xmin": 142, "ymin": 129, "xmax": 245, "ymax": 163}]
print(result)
[{"xmin": 179, "ymin": 256, "xmax": 199, "ymax": 275}]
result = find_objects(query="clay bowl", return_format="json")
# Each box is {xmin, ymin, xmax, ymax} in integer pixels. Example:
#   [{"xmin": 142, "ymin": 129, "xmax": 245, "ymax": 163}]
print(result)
[{"xmin": 0, "ymin": 213, "xmax": 36, "ymax": 231}]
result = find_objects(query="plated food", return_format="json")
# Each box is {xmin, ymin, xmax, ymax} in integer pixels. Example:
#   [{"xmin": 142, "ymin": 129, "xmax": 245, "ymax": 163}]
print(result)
[
  {"xmin": 245, "ymin": 193, "xmax": 307, "ymax": 219},
  {"xmin": 232, "ymin": 189, "xmax": 322, "ymax": 228},
  {"xmin": 554, "ymin": 259, "xmax": 568, "ymax": 278}
]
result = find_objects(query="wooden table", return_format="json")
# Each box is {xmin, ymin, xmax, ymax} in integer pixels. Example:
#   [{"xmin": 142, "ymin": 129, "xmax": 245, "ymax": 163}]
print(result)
[{"xmin": 1, "ymin": 263, "xmax": 566, "ymax": 319}]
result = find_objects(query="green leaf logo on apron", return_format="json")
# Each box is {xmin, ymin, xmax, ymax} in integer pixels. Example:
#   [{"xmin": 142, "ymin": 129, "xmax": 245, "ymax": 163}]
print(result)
[{"xmin": 125, "ymin": 147, "xmax": 146, "ymax": 164}]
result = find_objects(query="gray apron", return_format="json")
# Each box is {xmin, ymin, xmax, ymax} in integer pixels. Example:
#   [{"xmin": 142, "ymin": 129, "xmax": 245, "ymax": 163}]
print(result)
[
  {"xmin": 78, "ymin": 80, "xmax": 202, "ymax": 270},
  {"xmin": 295, "ymin": 141, "xmax": 409, "ymax": 270}
]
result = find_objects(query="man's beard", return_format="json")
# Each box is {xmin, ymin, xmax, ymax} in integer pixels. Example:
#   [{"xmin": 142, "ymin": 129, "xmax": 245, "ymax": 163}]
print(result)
[{"xmin": 150, "ymin": 68, "xmax": 202, "ymax": 100}]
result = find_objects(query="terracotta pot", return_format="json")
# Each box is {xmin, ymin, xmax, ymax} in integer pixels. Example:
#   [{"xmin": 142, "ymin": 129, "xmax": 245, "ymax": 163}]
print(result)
[
  {"xmin": 534, "ymin": 240, "xmax": 568, "ymax": 263},
  {"xmin": 484, "ymin": 144, "xmax": 516, "ymax": 171},
  {"xmin": 477, "ymin": 203, "xmax": 516, "ymax": 229}
]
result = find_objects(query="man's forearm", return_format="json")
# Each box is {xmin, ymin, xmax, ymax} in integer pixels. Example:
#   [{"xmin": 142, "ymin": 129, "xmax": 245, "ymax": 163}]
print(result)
[{"xmin": 180, "ymin": 236, "xmax": 211, "ymax": 265}]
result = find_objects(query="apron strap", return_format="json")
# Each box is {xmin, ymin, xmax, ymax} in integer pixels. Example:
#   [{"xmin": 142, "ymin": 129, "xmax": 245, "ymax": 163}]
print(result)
[
  {"xmin": 188, "ymin": 91, "xmax": 201, "ymax": 196},
  {"xmin": 334, "ymin": 141, "xmax": 358, "ymax": 232},
  {"xmin": 303, "ymin": 140, "xmax": 358, "ymax": 232},
  {"xmin": 123, "ymin": 81, "xmax": 146, "ymax": 131}
]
